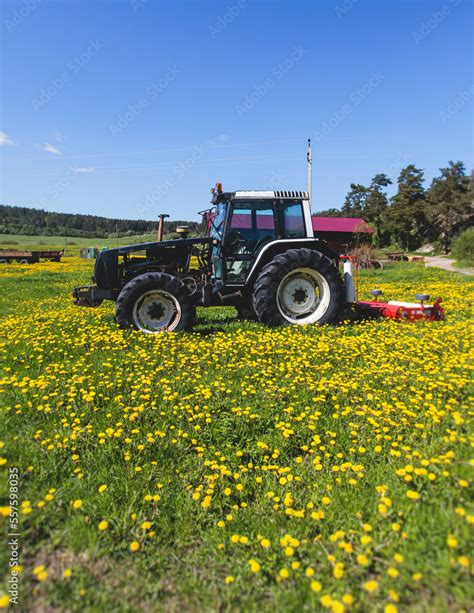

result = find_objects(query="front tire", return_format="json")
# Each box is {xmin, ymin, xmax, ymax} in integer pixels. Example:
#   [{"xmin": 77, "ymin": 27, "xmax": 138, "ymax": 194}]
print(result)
[
  {"xmin": 116, "ymin": 272, "xmax": 195, "ymax": 333},
  {"xmin": 252, "ymin": 248, "xmax": 343, "ymax": 327}
]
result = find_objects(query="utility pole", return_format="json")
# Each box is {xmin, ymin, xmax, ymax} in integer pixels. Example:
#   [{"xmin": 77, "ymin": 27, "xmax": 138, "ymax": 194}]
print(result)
[
  {"xmin": 157, "ymin": 213, "xmax": 170, "ymax": 242},
  {"xmin": 307, "ymin": 138, "xmax": 313, "ymax": 211}
]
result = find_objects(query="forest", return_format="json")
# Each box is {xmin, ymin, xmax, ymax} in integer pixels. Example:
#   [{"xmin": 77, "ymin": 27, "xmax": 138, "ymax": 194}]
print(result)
[{"xmin": 0, "ymin": 206, "xmax": 195, "ymax": 239}]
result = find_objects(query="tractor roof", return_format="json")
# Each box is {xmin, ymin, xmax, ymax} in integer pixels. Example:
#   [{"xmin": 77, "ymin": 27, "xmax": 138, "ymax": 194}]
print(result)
[{"xmin": 214, "ymin": 190, "xmax": 309, "ymax": 203}]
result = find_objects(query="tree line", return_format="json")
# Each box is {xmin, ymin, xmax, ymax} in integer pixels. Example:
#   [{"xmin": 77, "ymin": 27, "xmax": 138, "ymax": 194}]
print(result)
[
  {"xmin": 2, "ymin": 161, "xmax": 472, "ymax": 251},
  {"xmin": 0, "ymin": 205, "xmax": 195, "ymax": 239},
  {"xmin": 318, "ymin": 161, "xmax": 473, "ymax": 252}
]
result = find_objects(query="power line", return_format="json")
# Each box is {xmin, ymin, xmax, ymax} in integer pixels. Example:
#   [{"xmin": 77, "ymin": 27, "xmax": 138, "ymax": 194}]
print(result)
[
  {"xmin": 26, "ymin": 154, "xmax": 304, "ymax": 175},
  {"xmin": 23, "ymin": 152, "xmax": 404, "ymax": 177},
  {"xmin": 22, "ymin": 138, "xmax": 305, "ymax": 162}
]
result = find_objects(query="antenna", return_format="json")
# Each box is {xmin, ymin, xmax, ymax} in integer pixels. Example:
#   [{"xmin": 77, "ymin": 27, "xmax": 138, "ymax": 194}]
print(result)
[{"xmin": 307, "ymin": 138, "xmax": 312, "ymax": 211}]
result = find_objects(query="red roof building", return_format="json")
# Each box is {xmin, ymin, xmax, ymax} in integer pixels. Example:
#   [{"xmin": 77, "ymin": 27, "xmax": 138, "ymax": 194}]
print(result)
[
  {"xmin": 312, "ymin": 216, "xmax": 374, "ymax": 253},
  {"xmin": 312, "ymin": 217, "xmax": 374, "ymax": 233}
]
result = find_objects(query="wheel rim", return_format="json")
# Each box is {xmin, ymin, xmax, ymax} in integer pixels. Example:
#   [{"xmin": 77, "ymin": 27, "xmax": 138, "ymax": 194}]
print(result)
[
  {"xmin": 132, "ymin": 290, "xmax": 182, "ymax": 333},
  {"xmin": 276, "ymin": 267, "xmax": 331, "ymax": 324}
]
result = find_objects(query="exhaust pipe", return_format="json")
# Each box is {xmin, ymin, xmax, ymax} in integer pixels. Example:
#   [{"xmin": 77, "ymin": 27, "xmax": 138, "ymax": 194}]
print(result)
[{"xmin": 157, "ymin": 213, "xmax": 170, "ymax": 242}]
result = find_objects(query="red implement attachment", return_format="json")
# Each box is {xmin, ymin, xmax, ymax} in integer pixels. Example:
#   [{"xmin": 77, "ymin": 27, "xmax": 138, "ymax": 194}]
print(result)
[
  {"xmin": 340, "ymin": 257, "xmax": 445, "ymax": 322},
  {"xmin": 356, "ymin": 296, "xmax": 445, "ymax": 321}
]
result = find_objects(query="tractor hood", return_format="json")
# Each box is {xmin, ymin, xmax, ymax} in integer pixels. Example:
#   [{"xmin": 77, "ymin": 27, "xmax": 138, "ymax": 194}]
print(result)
[
  {"xmin": 101, "ymin": 236, "xmax": 211, "ymax": 256},
  {"xmin": 93, "ymin": 237, "xmax": 212, "ymax": 290}
]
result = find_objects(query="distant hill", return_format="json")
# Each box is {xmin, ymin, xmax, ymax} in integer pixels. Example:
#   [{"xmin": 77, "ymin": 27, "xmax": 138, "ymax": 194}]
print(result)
[{"xmin": 0, "ymin": 204, "xmax": 197, "ymax": 239}]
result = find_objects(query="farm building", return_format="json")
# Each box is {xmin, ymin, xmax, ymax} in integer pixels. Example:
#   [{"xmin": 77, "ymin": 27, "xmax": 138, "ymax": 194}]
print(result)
[
  {"xmin": 80, "ymin": 247, "xmax": 99, "ymax": 259},
  {"xmin": 312, "ymin": 216, "xmax": 374, "ymax": 253}
]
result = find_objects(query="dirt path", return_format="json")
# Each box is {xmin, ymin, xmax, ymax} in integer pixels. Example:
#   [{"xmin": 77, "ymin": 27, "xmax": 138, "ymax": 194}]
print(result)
[{"xmin": 424, "ymin": 256, "xmax": 473, "ymax": 276}]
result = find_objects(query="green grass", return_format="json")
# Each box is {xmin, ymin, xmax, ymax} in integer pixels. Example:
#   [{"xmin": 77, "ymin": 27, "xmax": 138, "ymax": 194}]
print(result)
[
  {"xmin": 453, "ymin": 260, "xmax": 474, "ymax": 272},
  {"xmin": 0, "ymin": 260, "xmax": 472, "ymax": 612},
  {"xmin": 0, "ymin": 232, "xmax": 177, "ymax": 257}
]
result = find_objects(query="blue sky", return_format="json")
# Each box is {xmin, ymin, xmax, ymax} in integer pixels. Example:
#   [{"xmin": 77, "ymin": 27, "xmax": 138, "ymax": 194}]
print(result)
[{"xmin": 1, "ymin": 0, "xmax": 472, "ymax": 221}]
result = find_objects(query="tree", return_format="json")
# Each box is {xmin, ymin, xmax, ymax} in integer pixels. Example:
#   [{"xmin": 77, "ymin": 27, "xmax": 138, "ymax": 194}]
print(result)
[
  {"xmin": 341, "ymin": 184, "xmax": 370, "ymax": 217},
  {"xmin": 388, "ymin": 165, "xmax": 427, "ymax": 251},
  {"xmin": 364, "ymin": 174, "xmax": 392, "ymax": 245},
  {"xmin": 426, "ymin": 161, "xmax": 473, "ymax": 253},
  {"xmin": 312, "ymin": 208, "xmax": 345, "ymax": 218},
  {"xmin": 339, "ymin": 175, "xmax": 392, "ymax": 245},
  {"xmin": 451, "ymin": 226, "xmax": 474, "ymax": 265}
]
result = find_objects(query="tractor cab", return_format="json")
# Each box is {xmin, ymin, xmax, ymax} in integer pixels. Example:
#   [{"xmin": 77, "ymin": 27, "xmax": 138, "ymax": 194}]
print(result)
[{"xmin": 206, "ymin": 183, "xmax": 313, "ymax": 284}]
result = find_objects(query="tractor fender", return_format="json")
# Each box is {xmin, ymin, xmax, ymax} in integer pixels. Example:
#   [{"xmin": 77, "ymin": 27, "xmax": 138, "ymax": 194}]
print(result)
[{"xmin": 244, "ymin": 239, "xmax": 339, "ymax": 286}]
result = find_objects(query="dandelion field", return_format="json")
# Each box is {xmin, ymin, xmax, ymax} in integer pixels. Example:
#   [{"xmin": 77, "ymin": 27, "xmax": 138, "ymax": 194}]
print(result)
[{"xmin": 0, "ymin": 258, "xmax": 472, "ymax": 612}]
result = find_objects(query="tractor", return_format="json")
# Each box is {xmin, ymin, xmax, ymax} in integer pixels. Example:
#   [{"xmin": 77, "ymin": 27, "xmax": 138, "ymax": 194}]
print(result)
[
  {"xmin": 73, "ymin": 183, "xmax": 349, "ymax": 332},
  {"xmin": 73, "ymin": 178, "xmax": 444, "ymax": 332}
]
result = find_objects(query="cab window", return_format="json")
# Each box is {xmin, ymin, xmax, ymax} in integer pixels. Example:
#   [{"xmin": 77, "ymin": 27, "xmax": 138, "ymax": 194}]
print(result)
[
  {"xmin": 281, "ymin": 203, "xmax": 306, "ymax": 238},
  {"xmin": 227, "ymin": 205, "xmax": 276, "ymax": 255}
]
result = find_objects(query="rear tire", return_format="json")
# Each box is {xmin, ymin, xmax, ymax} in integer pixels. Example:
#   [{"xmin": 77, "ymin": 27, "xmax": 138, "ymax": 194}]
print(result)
[
  {"xmin": 116, "ymin": 272, "xmax": 195, "ymax": 333},
  {"xmin": 236, "ymin": 299, "xmax": 258, "ymax": 321},
  {"xmin": 252, "ymin": 248, "xmax": 343, "ymax": 327}
]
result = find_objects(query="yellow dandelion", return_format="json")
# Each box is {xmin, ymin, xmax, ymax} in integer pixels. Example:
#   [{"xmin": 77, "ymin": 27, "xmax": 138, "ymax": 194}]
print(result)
[
  {"xmin": 363, "ymin": 580, "xmax": 379, "ymax": 593},
  {"xmin": 320, "ymin": 594, "xmax": 332, "ymax": 607},
  {"xmin": 248, "ymin": 559, "xmax": 261, "ymax": 573},
  {"xmin": 447, "ymin": 535, "xmax": 458, "ymax": 549}
]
